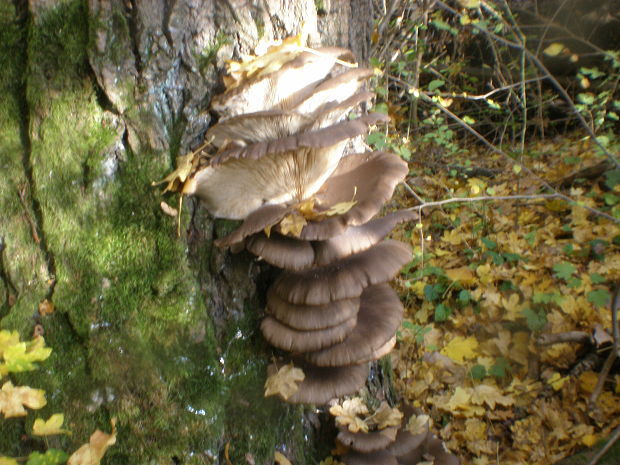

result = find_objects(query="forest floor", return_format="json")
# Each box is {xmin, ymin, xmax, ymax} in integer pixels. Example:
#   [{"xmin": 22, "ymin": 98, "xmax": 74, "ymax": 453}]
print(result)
[{"xmin": 388, "ymin": 133, "xmax": 620, "ymax": 465}]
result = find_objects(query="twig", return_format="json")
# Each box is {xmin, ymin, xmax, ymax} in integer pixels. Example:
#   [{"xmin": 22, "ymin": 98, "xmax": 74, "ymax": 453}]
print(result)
[
  {"xmin": 435, "ymin": 0, "xmax": 619, "ymax": 169},
  {"xmin": 589, "ymin": 284, "xmax": 620, "ymax": 406},
  {"xmin": 537, "ymin": 331, "xmax": 592, "ymax": 346},
  {"xmin": 404, "ymin": 193, "xmax": 561, "ymax": 213},
  {"xmin": 402, "ymin": 180, "xmax": 426, "ymax": 205},
  {"xmin": 587, "ymin": 426, "xmax": 620, "ymax": 465}
]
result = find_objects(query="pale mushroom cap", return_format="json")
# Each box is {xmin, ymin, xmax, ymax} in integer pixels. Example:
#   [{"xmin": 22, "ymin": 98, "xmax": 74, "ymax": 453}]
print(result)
[
  {"xmin": 305, "ymin": 283, "xmax": 403, "ymax": 366},
  {"xmin": 271, "ymin": 240, "xmax": 412, "ymax": 305},
  {"xmin": 212, "ymin": 47, "xmax": 356, "ymax": 118},
  {"xmin": 266, "ymin": 286, "xmax": 360, "ymax": 331},
  {"xmin": 285, "ymin": 361, "xmax": 370, "ymax": 405}
]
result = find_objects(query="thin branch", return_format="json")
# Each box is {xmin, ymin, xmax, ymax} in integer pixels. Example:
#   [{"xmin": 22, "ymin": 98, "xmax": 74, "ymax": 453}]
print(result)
[
  {"xmin": 537, "ymin": 331, "xmax": 592, "ymax": 346},
  {"xmin": 404, "ymin": 193, "xmax": 561, "ymax": 213},
  {"xmin": 434, "ymin": 0, "xmax": 619, "ymax": 169},
  {"xmin": 587, "ymin": 426, "xmax": 620, "ymax": 465}
]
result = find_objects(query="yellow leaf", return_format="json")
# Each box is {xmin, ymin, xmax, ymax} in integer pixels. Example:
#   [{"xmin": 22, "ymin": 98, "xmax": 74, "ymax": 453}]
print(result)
[
  {"xmin": 67, "ymin": 419, "xmax": 117, "ymax": 465},
  {"xmin": 279, "ymin": 213, "xmax": 307, "ymax": 238},
  {"xmin": 543, "ymin": 42, "xmax": 565, "ymax": 57},
  {"xmin": 152, "ymin": 152, "xmax": 198, "ymax": 194},
  {"xmin": 264, "ymin": 363, "xmax": 305, "ymax": 400},
  {"xmin": 441, "ymin": 336, "xmax": 479, "ymax": 365},
  {"xmin": 0, "ymin": 381, "xmax": 46, "ymax": 418},
  {"xmin": 446, "ymin": 266, "xmax": 476, "ymax": 286},
  {"xmin": 471, "ymin": 384, "xmax": 514, "ymax": 408},
  {"xmin": 274, "ymin": 451, "xmax": 292, "ymax": 465},
  {"xmin": 369, "ymin": 402, "xmax": 403, "ymax": 429},
  {"xmin": 548, "ymin": 372, "xmax": 568, "ymax": 391},
  {"xmin": 33, "ymin": 413, "xmax": 71, "ymax": 436},
  {"xmin": 324, "ymin": 200, "xmax": 357, "ymax": 217},
  {"xmin": 476, "ymin": 263, "xmax": 493, "ymax": 285},
  {"xmin": 406, "ymin": 414, "xmax": 432, "ymax": 435},
  {"xmin": 582, "ymin": 434, "xmax": 598, "ymax": 447},
  {"xmin": 444, "ymin": 387, "xmax": 484, "ymax": 417},
  {"xmin": 457, "ymin": 0, "xmax": 480, "ymax": 8},
  {"xmin": 578, "ymin": 371, "xmax": 598, "ymax": 394},
  {"xmin": 0, "ymin": 330, "xmax": 20, "ymax": 359},
  {"xmin": 0, "ymin": 458, "xmax": 18, "ymax": 465},
  {"xmin": 329, "ymin": 397, "xmax": 369, "ymax": 433}
]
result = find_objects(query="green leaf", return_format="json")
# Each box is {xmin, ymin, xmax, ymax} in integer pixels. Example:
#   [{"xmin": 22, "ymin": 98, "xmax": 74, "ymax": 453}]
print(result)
[
  {"xmin": 434, "ymin": 303, "xmax": 451, "ymax": 322},
  {"xmin": 373, "ymin": 102, "xmax": 389, "ymax": 114},
  {"xmin": 3, "ymin": 338, "xmax": 52, "ymax": 373},
  {"xmin": 552, "ymin": 262, "xmax": 576, "ymax": 281},
  {"xmin": 587, "ymin": 289, "xmax": 611, "ymax": 308},
  {"xmin": 481, "ymin": 237, "xmax": 497, "ymax": 250},
  {"xmin": 428, "ymin": 79, "xmax": 445, "ymax": 92},
  {"xmin": 26, "ymin": 450, "xmax": 68, "ymax": 465},
  {"xmin": 489, "ymin": 357, "xmax": 510, "ymax": 378},
  {"xmin": 367, "ymin": 132, "xmax": 388, "ymax": 150},
  {"xmin": 522, "ymin": 308, "xmax": 547, "ymax": 331},
  {"xmin": 590, "ymin": 273, "xmax": 606, "ymax": 284},
  {"xmin": 458, "ymin": 289, "xmax": 471, "ymax": 305},
  {"xmin": 424, "ymin": 284, "xmax": 443, "ymax": 302},
  {"xmin": 533, "ymin": 292, "xmax": 563, "ymax": 305},
  {"xmin": 469, "ymin": 364, "xmax": 487, "ymax": 380}
]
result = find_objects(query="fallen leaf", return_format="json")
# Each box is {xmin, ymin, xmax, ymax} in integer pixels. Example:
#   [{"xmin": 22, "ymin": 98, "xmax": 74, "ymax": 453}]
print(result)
[
  {"xmin": 324, "ymin": 200, "xmax": 357, "ymax": 217},
  {"xmin": 446, "ymin": 266, "xmax": 476, "ymax": 286},
  {"xmin": 0, "ymin": 458, "xmax": 18, "ymax": 465},
  {"xmin": 2, "ymin": 336, "xmax": 52, "ymax": 373},
  {"xmin": 32, "ymin": 413, "xmax": 71, "ymax": 436},
  {"xmin": 0, "ymin": 330, "xmax": 20, "ymax": 359},
  {"xmin": 406, "ymin": 414, "xmax": 432, "ymax": 435},
  {"xmin": 441, "ymin": 336, "xmax": 479, "ymax": 365},
  {"xmin": 543, "ymin": 43, "xmax": 565, "ymax": 57},
  {"xmin": 67, "ymin": 419, "xmax": 117, "ymax": 465},
  {"xmin": 152, "ymin": 152, "xmax": 198, "ymax": 193},
  {"xmin": 38, "ymin": 299, "xmax": 54, "ymax": 316},
  {"xmin": 274, "ymin": 451, "xmax": 292, "ymax": 465},
  {"xmin": 369, "ymin": 402, "xmax": 403, "ymax": 429},
  {"xmin": 26, "ymin": 449, "xmax": 68, "ymax": 465},
  {"xmin": 264, "ymin": 363, "xmax": 305, "ymax": 400},
  {"xmin": 329, "ymin": 397, "xmax": 369, "ymax": 433},
  {"xmin": 471, "ymin": 384, "xmax": 514, "ymax": 408},
  {"xmin": 279, "ymin": 213, "xmax": 307, "ymax": 238},
  {"xmin": 0, "ymin": 381, "xmax": 46, "ymax": 418}
]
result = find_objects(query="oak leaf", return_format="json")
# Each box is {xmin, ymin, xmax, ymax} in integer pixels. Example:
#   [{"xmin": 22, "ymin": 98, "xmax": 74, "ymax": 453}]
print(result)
[
  {"xmin": 0, "ymin": 381, "xmax": 46, "ymax": 418},
  {"xmin": 369, "ymin": 402, "xmax": 402, "ymax": 429},
  {"xmin": 264, "ymin": 363, "xmax": 305, "ymax": 400},
  {"xmin": 67, "ymin": 419, "xmax": 117, "ymax": 465}
]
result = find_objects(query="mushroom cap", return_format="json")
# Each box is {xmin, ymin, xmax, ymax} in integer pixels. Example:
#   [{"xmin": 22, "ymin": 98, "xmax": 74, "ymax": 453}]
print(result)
[
  {"xmin": 211, "ymin": 47, "xmax": 356, "ymax": 118},
  {"xmin": 215, "ymin": 204, "xmax": 290, "ymax": 247},
  {"xmin": 207, "ymin": 91, "xmax": 374, "ymax": 151},
  {"xmin": 305, "ymin": 283, "xmax": 403, "ymax": 366},
  {"xmin": 342, "ymin": 449, "xmax": 398, "ymax": 465},
  {"xmin": 285, "ymin": 361, "xmax": 370, "ymax": 404},
  {"xmin": 246, "ymin": 232, "xmax": 315, "ymax": 271},
  {"xmin": 260, "ymin": 314, "xmax": 357, "ymax": 352},
  {"xmin": 266, "ymin": 286, "xmax": 360, "ymax": 331},
  {"xmin": 211, "ymin": 112, "xmax": 387, "ymax": 165},
  {"xmin": 294, "ymin": 151, "xmax": 409, "ymax": 240},
  {"xmin": 386, "ymin": 430, "xmax": 429, "ymax": 457},
  {"xmin": 337, "ymin": 426, "xmax": 398, "ymax": 453},
  {"xmin": 313, "ymin": 210, "xmax": 418, "ymax": 266},
  {"xmin": 271, "ymin": 240, "xmax": 411, "ymax": 305},
  {"xmin": 192, "ymin": 142, "xmax": 347, "ymax": 219}
]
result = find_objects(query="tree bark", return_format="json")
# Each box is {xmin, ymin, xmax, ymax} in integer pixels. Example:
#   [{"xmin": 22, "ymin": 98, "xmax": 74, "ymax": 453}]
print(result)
[{"xmin": 0, "ymin": 0, "xmax": 371, "ymax": 464}]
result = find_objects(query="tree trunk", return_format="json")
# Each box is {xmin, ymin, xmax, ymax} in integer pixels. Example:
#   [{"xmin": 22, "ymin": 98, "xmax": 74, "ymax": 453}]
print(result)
[{"xmin": 0, "ymin": 0, "xmax": 371, "ymax": 463}]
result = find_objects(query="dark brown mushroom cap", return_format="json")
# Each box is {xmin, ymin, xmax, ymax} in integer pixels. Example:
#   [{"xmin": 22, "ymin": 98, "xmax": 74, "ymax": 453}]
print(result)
[
  {"xmin": 305, "ymin": 283, "xmax": 403, "ymax": 366},
  {"xmin": 285, "ymin": 361, "xmax": 370, "ymax": 404},
  {"xmin": 266, "ymin": 286, "xmax": 360, "ymax": 331},
  {"xmin": 211, "ymin": 47, "xmax": 356, "ymax": 118},
  {"xmin": 294, "ymin": 151, "xmax": 409, "ymax": 240},
  {"xmin": 342, "ymin": 449, "xmax": 398, "ymax": 465},
  {"xmin": 215, "ymin": 204, "xmax": 290, "ymax": 247},
  {"xmin": 386, "ymin": 430, "xmax": 429, "ymax": 457},
  {"xmin": 313, "ymin": 210, "xmax": 418, "ymax": 266},
  {"xmin": 246, "ymin": 232, "xmax": 315, "ymax": 271},
  {"xmin": 211, "ymin": 112, "xmax": 388, "ymax": 165},
  {"xmin": 271, "ymin": 240, "xmax": 411, "ymax": 305},
  {"xmin": 337, "ymin": 426, "xmax": 398, "ymax": 453},
  {"xmin": 260, "ymin": 314, "xmax": 357, "ymax": 352}
]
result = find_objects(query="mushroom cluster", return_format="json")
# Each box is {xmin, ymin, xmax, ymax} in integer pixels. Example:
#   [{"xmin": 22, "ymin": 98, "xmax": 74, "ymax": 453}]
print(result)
[{"xmin": 183, "ymin": 37, "xmax": 415, "ymax": 405}]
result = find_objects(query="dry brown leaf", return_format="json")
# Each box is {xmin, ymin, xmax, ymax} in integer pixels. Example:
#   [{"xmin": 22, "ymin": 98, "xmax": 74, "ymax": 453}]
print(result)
[
  {"xmin": 38, "ymin": 299, "xmax": 54, "ymax": 316},
  {"xmin": 67, "ymin": 419, "xmax": 117, "ymax": 465},
  {"xmin": 152, "ymin": 152, "xmax": 199, "ymax": 193},
  {"xmin": 264, "ymin": 363, "xmax": 305, "ymax": 400}
]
